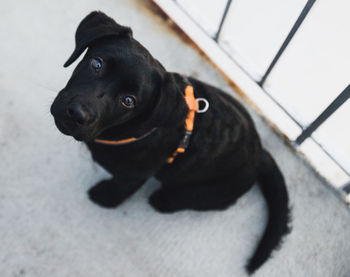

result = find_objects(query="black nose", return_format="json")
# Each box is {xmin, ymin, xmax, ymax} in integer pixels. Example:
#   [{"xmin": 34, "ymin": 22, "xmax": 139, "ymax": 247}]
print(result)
[{"xmin": 67, "ymin": 103, "xmax": 92, "ymax": 125}]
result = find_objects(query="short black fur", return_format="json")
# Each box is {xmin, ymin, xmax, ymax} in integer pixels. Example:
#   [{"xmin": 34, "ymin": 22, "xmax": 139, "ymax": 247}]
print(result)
[{"xmin": 50, "ymin": 11, "xmax": 291, "ymax": 274}]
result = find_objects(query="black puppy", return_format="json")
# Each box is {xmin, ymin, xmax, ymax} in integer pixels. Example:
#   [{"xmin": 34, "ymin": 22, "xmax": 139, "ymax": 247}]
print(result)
[{"xmin": 50, "ymin": 11, "xmax": 290, "ymax": 274}]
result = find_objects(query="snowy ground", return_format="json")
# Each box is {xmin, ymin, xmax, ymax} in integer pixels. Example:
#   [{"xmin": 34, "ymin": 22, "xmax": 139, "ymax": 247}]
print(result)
[{"xmin": 1, "ymin": 0, "xmax": 350, "ymax": 276}]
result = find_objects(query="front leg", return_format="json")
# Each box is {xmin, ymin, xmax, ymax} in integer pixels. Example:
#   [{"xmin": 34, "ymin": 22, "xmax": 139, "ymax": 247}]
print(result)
[{"xmin": 88, "ymin": 177, "xmax": 145, "ymax": 208}]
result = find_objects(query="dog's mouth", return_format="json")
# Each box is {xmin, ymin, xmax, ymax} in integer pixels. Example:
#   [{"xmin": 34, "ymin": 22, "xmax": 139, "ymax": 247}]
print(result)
[
  {"xmin": 51, "ymin": 99, "xmax": 102, "ymax": 142},
  {"xmin": 54, "ymin": 118, "xmax": 99, "ymax": 142}
]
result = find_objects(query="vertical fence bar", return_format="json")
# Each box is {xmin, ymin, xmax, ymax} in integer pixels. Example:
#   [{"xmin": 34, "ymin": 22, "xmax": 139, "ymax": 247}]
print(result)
[
  {"xmin": 295, "ymin": 85, "xmax": 350, "ymax": 145},
  {"xmin": 214, "ymin": 0, "xmax": 232, "ymax": 41},
  {"xmin": 258, "ymin": 0, "xmax": 316, "ymax": 86}
]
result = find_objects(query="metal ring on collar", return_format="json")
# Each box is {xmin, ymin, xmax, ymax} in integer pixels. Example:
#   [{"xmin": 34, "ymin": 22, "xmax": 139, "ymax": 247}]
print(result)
[{"xmin": 196, "ymin": 98, "xmax": 209, "ymax": 113}]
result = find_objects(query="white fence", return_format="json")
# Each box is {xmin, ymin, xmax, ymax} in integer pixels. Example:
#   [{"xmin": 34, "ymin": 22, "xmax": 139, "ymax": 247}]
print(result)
[{"xmin": 155, "ymin": 0, "xmax": 350, "ymax": 195}]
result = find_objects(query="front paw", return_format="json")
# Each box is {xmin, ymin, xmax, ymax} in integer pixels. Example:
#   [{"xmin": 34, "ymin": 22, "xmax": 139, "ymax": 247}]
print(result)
[
  {"xmin": 149, "ymin": 189, "xmax": 182, "ymax": 213},
  {"xmin": 88, "ymin": 180, "xmax": 122, "ymax": 208}
]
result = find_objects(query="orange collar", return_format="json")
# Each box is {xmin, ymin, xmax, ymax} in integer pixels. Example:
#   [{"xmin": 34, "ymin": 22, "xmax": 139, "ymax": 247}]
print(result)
[
  {"xmin": 94, "ymin": 84, "xmax": 208, "ymax": 164},
  {"xmin": 94, "ymin": 127, "xmax": 157, "ymax": 145}
]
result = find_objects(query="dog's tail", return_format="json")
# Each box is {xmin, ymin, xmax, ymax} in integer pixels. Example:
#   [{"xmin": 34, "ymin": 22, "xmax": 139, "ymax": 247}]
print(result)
[{"xmin": 246, "ymin": 150, "xmax": 291, "ymax": 274}]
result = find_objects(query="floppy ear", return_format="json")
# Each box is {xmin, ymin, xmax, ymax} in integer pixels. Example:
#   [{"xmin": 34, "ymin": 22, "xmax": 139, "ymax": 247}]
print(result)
[{"xmin": 64, "ymin": 11, "xmax": 132, "ymax": 67}]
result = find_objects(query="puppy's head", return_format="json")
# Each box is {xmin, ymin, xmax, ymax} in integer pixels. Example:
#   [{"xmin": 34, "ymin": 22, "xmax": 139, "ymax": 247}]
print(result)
[{"xmin": 51, "ymin": 11, "xmax": 182, "ymax": 142}]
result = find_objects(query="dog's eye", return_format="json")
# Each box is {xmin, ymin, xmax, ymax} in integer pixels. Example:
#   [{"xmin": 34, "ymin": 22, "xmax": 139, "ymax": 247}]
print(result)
[
  {"xmin": 90, "ymin": 58, "xmax": 103, "ymax": 72},
  {"xmin": 121, "ymin": 96, "xmax": 136, "ymax": 109}
]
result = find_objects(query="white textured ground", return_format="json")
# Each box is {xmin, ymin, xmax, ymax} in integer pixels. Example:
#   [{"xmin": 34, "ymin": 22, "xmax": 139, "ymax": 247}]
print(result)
[{"xmin": 1, "ymin": 0, "xmax": 350, "ymax": 276}]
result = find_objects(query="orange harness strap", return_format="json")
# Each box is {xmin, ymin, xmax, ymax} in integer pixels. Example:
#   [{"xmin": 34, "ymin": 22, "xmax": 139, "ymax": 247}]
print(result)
[{"xmin": 167, "ymin": 85, "xmax": 198, "ymax": 163}]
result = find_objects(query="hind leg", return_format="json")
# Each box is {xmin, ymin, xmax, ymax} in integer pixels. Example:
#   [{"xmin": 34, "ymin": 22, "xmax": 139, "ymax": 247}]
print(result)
[{"xmin": 149, "ymin": 178, "xmax": 254, "ymax": 213}]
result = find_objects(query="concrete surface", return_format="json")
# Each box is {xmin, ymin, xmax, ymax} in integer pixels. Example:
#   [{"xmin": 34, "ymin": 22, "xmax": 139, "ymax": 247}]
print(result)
[{"xmin": 0, "ymin": 0, "xmax": 350, "ymax": 276}]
